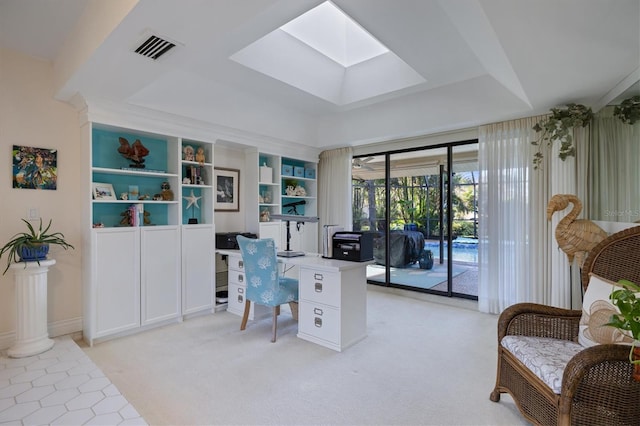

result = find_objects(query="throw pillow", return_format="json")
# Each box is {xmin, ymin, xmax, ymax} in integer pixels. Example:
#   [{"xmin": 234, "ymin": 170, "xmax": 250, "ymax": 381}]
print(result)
[{"xmin": 578, "ymin": 273, "xmax": 635, "ymax": 348}]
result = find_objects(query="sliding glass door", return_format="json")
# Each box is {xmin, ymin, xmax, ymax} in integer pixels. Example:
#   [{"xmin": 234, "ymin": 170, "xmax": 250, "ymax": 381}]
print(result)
[{"xmin": 352, "ymin": 141, "xmax": 478, "ymax": 299}]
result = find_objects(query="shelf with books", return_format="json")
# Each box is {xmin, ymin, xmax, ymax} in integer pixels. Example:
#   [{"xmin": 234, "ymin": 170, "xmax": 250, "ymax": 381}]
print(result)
[
  {"xmin": 181, "ymin": 141, "xmax": 214, "ymax": 225},
  {"xmin": 90, "ymin": 127, "xmax": 179, "ymax": 228},
  {"xmin": 83, "ymin": 119, "xmax": 216, "ymax": 346}
]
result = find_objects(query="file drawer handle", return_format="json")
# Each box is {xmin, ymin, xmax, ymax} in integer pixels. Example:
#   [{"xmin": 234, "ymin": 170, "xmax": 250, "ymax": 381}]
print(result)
[
  {"xmin": 238, "ymin": 260, "xmax": 243, "ymax": 269},
  {"xmin": 314, "ymin": 317, "xmax": 323, "ymax": 328},
  {"xmin": 238, "ymin": 287, "xmax": 244, "ymax": 294},
  {"xmin": 314, "ymin": 282, "xmax": 323, "ymax": 292},
  {"xmin": 314, "ymin": 307, "xmax": 323, "ymax": 316},
  {"xmin": 238, "ymin": 274, "xmax": 244, "ymax": 283},
  {"xmin": 237, "ymin": 295, "xmax": 243, "ymax": 303},
  {"xmin": 314, "ymin": 273, "xmax": 323, "ymax": 281}
]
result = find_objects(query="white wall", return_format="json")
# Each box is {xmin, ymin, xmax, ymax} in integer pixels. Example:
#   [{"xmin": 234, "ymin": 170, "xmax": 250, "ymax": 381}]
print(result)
[
  {"xmin": 0, "ymin": 46, "xmax": 318, "ymax": 350},
  {"xmin": 0, "ymin": 47, "xmax": 84, "ymax": 347},
  {"xmin": 213, "ymin": 145, "xmax": 247, "ymax": 233}
]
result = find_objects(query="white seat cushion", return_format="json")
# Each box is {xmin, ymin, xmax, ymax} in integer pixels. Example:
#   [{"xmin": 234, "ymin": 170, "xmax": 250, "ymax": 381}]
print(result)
[{"xmin": 501, "ymin": 335, "xmax": 584, "ymax": 394}]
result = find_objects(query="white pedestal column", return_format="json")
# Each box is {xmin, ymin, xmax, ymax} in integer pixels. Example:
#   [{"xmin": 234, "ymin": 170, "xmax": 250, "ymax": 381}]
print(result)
[{"xmin": 8, "ymin": 259, "xmax": 56, "ymax": 358}]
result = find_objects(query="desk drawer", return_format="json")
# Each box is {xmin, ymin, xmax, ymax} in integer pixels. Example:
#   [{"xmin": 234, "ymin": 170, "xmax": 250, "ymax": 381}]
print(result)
[
  {"xmin": 227, "ymin": 283, "xmax": 246, "ymax": 315},
  {"xmin": 228, "ymin": 270, "xmax": 245, "ymax": 286},
  {"xmin": 298, "ymin": 302, "xmax": 339, "ymax": 344},
  {"xmin": 299, "ymin": 269, "xmax": 340, "ymax": 307},
  {"xmin": 226, "ymin": 283, "xmax": 269, "ymax": 320},
  {"xmin": 228, "ymin": 255, "xmax": 244, "ymax": 271}
]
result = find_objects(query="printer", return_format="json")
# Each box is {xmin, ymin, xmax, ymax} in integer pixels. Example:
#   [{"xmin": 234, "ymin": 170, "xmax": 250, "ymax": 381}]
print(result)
[
  {"xmin": 215, "ymin": 232, "xmax": 257, "ymax": 249},
  {"xmin": 332, "ymin": 231, "xmax": 374, "ymax": 262}
]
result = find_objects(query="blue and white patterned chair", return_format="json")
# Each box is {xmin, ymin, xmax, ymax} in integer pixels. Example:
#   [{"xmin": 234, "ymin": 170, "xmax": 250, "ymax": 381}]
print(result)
[{"xmin": 236, "ymin": 236, "xmax": 299, "ymax": 342}]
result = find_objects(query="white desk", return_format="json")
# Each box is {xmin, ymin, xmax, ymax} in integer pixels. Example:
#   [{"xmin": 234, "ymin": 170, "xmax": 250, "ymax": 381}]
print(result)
[{"xmin": 217, "ymin": 250, "xmax": 370, "ymax": 351}]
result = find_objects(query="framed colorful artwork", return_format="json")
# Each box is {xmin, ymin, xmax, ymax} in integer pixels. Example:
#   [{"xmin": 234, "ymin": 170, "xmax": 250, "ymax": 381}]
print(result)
[{"xmin": 12, "ymin": 145, "xmax": 58, "ymax": 190}]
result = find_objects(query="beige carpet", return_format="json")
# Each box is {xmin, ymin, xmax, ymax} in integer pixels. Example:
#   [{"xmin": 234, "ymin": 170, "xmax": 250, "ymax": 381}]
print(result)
[{"xmin": 81, "ymin": 287, "xmax": 526, "ymax": 425}]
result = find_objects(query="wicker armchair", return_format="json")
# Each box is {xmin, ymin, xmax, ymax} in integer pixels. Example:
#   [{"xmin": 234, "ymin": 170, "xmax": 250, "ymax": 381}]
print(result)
[{"xmin": 490, "ymin": 226, "xmax": 640, "ymax": 426}]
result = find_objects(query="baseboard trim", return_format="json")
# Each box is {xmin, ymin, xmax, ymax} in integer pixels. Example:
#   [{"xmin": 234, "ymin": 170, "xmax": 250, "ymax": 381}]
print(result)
[
  {"xmin": 49, "ymin": 317, "xmax": 83, "ymax": 339},
  {"xmin": 0, "ymin": 317, "xmax": 83, "ymax": 352},
  {"xmin": 0, "ymin": 331, "xmax": 13, "ymax": 352}
]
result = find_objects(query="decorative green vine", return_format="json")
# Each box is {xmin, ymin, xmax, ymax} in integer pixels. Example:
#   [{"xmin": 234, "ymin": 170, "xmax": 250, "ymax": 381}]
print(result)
[
  {"xmin": 613, "ymin": 95, "xmax": 640, "ymax": 125},
  {"xmin": 531, "ymin": 103, "xmax": 593, "ymax": 169}
]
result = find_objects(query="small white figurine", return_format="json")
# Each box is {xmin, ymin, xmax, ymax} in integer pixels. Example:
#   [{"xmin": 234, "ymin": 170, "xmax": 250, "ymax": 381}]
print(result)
[
  {"xmin": 286, "ymin": 185, "xmax": 296, "ymax": 196},
  {"xmin": 294, "ymin": 185, "xmax": 306, "ymax": 196},
  {"xmin": 183, "ymin": 145, "xmax": 195, "ymax": 161}
]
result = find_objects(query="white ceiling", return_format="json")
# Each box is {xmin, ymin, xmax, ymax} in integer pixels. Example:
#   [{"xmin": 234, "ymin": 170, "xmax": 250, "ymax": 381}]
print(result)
[{"xmin": 1, "ymin": 0, "xmax": 639, "ymax": 151}]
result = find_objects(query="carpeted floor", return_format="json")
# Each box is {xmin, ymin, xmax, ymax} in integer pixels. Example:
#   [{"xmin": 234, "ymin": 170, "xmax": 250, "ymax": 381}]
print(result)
[
  {"xmin": 81, "ymin": 287, "xmax": 526, "ymax": 425},
  {"xmin": 366, "ymin": 262, "xmax": 468, "ymax": 289}
]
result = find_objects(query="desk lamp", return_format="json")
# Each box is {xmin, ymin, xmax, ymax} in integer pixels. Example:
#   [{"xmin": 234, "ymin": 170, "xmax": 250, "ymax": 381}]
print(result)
[{"xmin": 271, "ymin": 200, "xmax": 319, "ymax": 257}]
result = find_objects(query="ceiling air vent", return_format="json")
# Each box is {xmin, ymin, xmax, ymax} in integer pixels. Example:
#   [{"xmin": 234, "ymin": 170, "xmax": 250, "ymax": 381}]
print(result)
[{"xmin": 133, "ymin": 34, "xmax": 176, "ymax": 60}]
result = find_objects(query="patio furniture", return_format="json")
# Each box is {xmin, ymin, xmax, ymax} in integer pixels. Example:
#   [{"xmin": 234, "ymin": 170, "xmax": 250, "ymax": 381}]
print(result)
[
  {"xmin": 490, "ymin": 226, "xmax": 640, "ymax": 426},
  {"xmin": 373, "ymin": 230, "xmax": 424, "ymax": 268}
]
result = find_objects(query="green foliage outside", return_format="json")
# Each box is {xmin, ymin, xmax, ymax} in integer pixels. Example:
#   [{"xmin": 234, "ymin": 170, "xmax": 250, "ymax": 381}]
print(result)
[{"xmin": 353, "ymin": 172, "xmax": 477, "ymax": 238}]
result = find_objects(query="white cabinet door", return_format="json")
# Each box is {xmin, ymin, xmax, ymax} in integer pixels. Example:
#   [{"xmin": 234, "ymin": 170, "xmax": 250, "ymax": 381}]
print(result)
[
  {"xmin": 182, "ymin": 225, "xmax": 214, "ymax": 315},
  {"xmin": 141, "ymin": 226, "xmax": 181, "ymax": 325},
  {"xmin": 94, "ymin": 228, "xmax": 140, "ymax": 338},
  {"xmin": 259, "ymin": 222, "xmax": 282, "ymax": 248}
]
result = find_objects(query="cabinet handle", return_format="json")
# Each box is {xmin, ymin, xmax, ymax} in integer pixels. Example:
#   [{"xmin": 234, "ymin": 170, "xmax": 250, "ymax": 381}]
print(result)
[
  {"xmin": 314, "ymin": 273, "xmax": 323, "ymax": 280},
  {"xmin": 314, "ymin": 282, "xmax": 323, "ymax": 293},
  {"xmin": 238, "ymin": 287, "xmax": 244, "ymax": 294},
  {"xmin": 314, "ymin": 307, "xmax": 323, "ymax": 316},
  {"xmin": 238, "ymin": 260, "xmax": 243, "ymax": 269},
  {"xmin": 314, "ymin": 317, "xmax": 323, "ymax": 328},
  {"xmin": 238, "ymin": 274, "xmax": 243, "ymax": 283},
  {"xmin": 238, "ymin": 295, "xmax": 243, "ymax": 303}
]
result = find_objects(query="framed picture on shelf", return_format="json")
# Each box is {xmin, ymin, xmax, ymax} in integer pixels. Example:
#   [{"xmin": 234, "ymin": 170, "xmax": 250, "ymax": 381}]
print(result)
[
  {"xmin": 92, "ymin": 182, "xmax": 116, "ymax": 200},
  {"xmin": 214, "ymin": 168, "xmax": 240, "ymax": 211}
]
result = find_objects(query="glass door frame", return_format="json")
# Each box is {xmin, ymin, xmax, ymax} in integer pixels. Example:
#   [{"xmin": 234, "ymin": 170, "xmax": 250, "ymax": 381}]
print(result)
[{"xmin": 354, "ymin": 139, "xmax": 478, "ymax": 300}]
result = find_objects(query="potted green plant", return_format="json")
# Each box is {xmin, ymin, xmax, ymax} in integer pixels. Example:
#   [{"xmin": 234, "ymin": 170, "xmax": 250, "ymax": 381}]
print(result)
[
  {"xmin": 532, "ymin": 103, "xmax": 593, "ymax": 169},
  {"xmin": 613, "ymin": 95, "xmax": 640, "ymax": 125},
  {"xmin": 606, "ymin": 279, "xmax": 640, "ymax": 381},
  {"xmin": 0, "ymin": 218, "xmax": 74, "ymax": 275}
]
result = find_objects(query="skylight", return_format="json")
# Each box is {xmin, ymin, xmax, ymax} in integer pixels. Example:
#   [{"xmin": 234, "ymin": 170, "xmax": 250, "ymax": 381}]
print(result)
[
  {"xmin": 229, "ymin": 0, "xmax": 425, "ymax": 105},
  {"xmin": 280, "ymin": 1, "xmax": 389, "ymax": 68}
]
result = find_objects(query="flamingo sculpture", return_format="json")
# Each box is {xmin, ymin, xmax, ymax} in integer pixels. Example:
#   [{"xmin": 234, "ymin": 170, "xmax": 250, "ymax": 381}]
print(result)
[{"xmin": 547, "ymin": 194, "xmax": 608, "ymax": 267}]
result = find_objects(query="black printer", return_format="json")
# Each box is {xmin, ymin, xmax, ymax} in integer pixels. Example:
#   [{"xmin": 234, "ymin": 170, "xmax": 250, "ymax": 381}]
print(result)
[
  {"xmin": 332, "ymin": 232, "xmax": 374, "ymax": 262},
  {"xmin": 215, "ymin": 232, "xmax": 257, "ymax": 249}
]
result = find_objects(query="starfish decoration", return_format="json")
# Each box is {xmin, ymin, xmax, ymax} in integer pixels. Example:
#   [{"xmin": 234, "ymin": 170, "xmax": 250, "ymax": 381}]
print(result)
[{"xmin": 183, "ymin": 190, "xmax": 202, "ymax": 209}]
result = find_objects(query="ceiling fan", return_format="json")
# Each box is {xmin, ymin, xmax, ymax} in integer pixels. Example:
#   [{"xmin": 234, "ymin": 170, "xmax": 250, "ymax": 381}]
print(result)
[{"xmin": 353, "ymin": 156, "xmax": 375, "ymax": 171}]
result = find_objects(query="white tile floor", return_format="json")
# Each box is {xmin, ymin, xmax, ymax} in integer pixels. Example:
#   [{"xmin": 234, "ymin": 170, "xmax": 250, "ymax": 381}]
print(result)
[{"xmin": 0, "ymin": 336, "xmax": 146, "ymax": 425}]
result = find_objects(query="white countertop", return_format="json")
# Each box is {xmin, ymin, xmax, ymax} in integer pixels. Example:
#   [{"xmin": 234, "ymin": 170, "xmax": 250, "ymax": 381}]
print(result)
[{"xmin": 216, "ymin": 249, "xmax": 372, "ymax": 272}]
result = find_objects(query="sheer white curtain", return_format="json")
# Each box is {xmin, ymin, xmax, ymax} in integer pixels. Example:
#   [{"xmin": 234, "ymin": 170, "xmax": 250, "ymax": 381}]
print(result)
[
  {"xmin": 548, "ymin": 133, "xmax": 581, "ymax": 309},
  {"xmin": 588, "ymin": 106, "xmax": 640, "ymax": 222},
  {"xmin": 318, "ymin": 147, "xmax": 353, "ymax": 237},
  {"xmin": 478, "ymin": 116, "xmax": 579, "ymax": 313}
]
